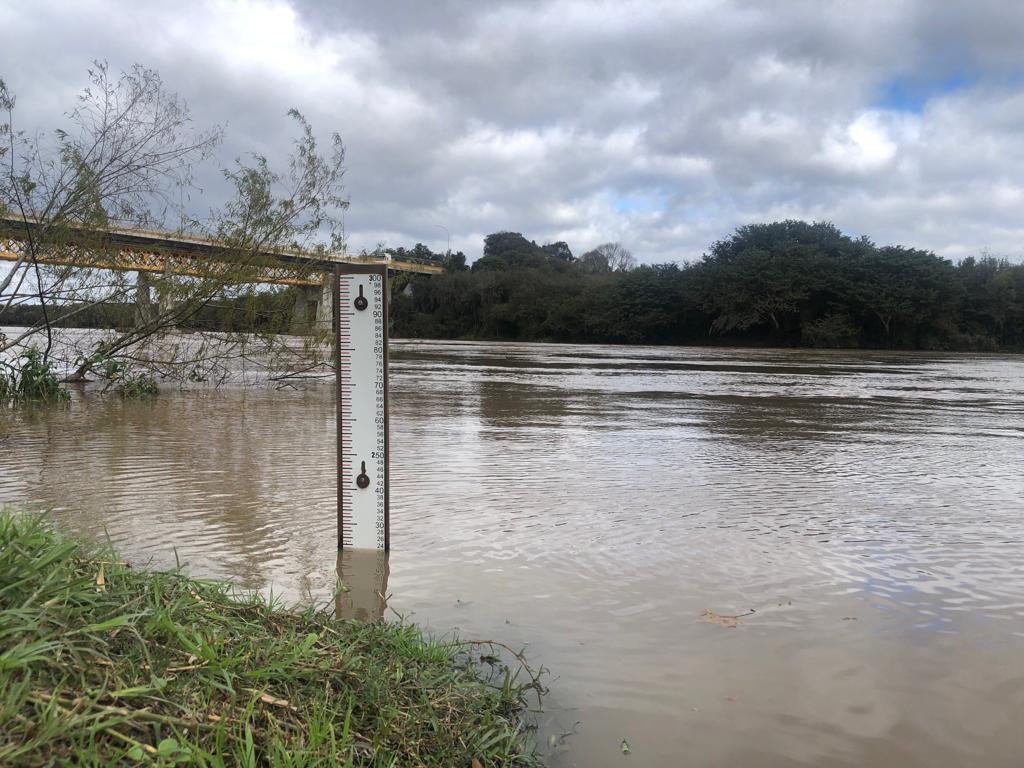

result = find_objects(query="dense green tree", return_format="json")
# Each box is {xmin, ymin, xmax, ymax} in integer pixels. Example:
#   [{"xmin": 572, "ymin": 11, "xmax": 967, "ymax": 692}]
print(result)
[
  {"xmin": 699, "ymin": 221, "xmax": 853, "ymax": 340},
  {"xmin": 541, "ymin": 241, "xmax": 574, "ymax": 261},
  {"xmin": 578, "ymin": 250, "xmax": 611, "ymax": 274},
  {"xmin": 481, "ymin": 232, "xmax": 548, "ymax": 268},
  {"xmin": 443, "ymin": 251, "xmax": 468, "ymax": 272},
  {"xmin": 390, "ymin": 221, "xmax": 1024, "ymax": 351},
  {"xmin": 847, "ymin": 246, "xmax": 956, "ymax": 347}
]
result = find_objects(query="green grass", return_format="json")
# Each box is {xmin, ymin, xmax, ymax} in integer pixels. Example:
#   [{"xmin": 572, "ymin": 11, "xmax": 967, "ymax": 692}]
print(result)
[{"xmin": 0, "ymin": 512, "xmax": 543, "ymax": 766}]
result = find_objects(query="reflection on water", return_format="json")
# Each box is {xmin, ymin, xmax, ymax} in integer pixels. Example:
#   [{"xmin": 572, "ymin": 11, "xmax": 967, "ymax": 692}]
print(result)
[
  {"xmin": 2, "ymin": 339, "xmax": 1024, "ymax": 767},
  {"xmin": 335, "ymin": 549, "xmax": 389, "ymax": 622}
]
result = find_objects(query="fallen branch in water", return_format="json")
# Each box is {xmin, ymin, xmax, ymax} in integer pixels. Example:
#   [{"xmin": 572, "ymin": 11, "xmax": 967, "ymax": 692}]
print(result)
[
  {"xmin": 700, "ymin": 608, "xmax": 756, "ymax": 628},
  {"xmin": 458, "ymin": 639, "xmax": 548, "ymax": 708}
]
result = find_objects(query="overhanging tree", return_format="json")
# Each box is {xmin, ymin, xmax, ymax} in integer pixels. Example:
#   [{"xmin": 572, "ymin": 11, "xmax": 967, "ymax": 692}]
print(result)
[{"xmin": 0, "ymin": 62, "xmax": 347, "ymax": 399}]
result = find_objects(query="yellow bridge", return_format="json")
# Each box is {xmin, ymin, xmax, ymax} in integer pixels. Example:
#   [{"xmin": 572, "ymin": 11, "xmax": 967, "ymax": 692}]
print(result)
[
  {"xmin": 0, "ymin": 214, "xmax": 441, "ymax": 333},
  {"xmin": 0, "ymin": 214, "xmax": 442, "ymax": 284}
]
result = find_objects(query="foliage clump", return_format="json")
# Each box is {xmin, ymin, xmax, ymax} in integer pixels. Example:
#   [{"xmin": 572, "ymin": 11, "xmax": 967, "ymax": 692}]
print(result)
[
  {"xmin": 0, "ymin": 512, "xmax": 541, "ymax": 767},
  {"xmin": 102, "ymin": 360, "xmax": 159, "ymax": 399},
  {"xmin": 801, "ymin": 312, "xmax": 861, "ymax": 348},
  {"xmin": 0, "ymin": 347, "xmax": 69, "ymax": 406},
  {"xmin": 117, "ymin": 372, "xmax": 160, "ymax": 399}
]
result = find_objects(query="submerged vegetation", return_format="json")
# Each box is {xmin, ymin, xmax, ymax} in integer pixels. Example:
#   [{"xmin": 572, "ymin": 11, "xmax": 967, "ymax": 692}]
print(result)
[
  {"xmin": 101, "ymin": 360, "xmax": 160, "ymax": 399},
  {"xmin": 0, "ymin": 512, "xmax": 541, "ymax": 766},
  {"xmin": 114, "ymin": 372, "xmax": 160, "ymax": 399},
  {"xmin": 0, "ymin": 348, "xmax": 69, "ymax": 406}
]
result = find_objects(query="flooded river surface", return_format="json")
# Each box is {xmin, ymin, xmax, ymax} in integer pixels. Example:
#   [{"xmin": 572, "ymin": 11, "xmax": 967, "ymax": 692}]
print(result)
[{"xmin": 2, "ymin": 339, "xmax": 1024, "ymax": 766}]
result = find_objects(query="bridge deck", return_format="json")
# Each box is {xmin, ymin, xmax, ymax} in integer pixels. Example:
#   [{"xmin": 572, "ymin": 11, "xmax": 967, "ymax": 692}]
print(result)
[{"xmin": 0, "ymin": 214, "xmax": 441, "ymax": 285}]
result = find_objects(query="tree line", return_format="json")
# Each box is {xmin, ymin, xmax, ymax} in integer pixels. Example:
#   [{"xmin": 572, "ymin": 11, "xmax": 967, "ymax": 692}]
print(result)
[
  {"xmin": 390, "ymin": 222, "xmax": 1024, "ymax": 351},
  {"xmin": 7, "ymin": 221, "xmax": 1023, "ymax": 352}
]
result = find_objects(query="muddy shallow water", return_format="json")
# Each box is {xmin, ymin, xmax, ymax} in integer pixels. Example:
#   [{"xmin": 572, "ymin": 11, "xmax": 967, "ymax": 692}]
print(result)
[{"xmin": 2, "ymin": 339, "xmax": 1024, "ymax": 766}]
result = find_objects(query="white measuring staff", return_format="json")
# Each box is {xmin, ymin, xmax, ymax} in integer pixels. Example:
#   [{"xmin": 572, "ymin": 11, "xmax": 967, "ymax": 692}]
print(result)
[{"xmin": 333, "ymin": 266, "xmax": 389, "ymax": 550}]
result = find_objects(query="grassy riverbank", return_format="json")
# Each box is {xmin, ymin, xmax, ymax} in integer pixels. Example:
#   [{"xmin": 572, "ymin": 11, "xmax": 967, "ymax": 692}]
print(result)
[{"xmin": 0, "ymin": 512, "xmax": 541, "ymax": 766}]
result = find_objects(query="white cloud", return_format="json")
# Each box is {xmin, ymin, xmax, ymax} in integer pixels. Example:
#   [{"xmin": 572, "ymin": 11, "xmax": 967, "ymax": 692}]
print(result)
[
  {"xmin": 820, "ymin": 112, "xmax": 899, "ymax": 174},
  {"xmin": 2, "ymin": 0, "xmax": 1024, "ymax": 262}
]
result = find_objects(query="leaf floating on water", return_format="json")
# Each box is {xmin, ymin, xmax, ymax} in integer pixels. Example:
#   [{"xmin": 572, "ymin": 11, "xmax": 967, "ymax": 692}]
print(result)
[{"xmin": 621, "ymin": 739, "xmax": 631, "ymax": 754}]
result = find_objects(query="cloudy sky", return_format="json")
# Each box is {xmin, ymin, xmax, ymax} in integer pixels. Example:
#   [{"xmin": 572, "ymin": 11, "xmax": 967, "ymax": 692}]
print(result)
[{"xmin": 2, "ymin": 0, "xmax": 1024, "ymax": 263}]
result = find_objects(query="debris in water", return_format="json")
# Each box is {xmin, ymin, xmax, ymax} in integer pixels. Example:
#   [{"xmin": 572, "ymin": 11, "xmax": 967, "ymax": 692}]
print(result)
[
  {"xmin": 621, "ymin": 739, "xmax": 631, "ymax": 754},
  {"xmin": 700, "ymin": 608, "xmax": 755, "ymax": 628}
]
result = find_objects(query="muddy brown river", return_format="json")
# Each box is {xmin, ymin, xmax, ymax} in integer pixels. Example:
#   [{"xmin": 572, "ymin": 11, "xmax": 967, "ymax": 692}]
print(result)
[{"xmin": 2, "ymin": 339, "xmax": 1023, "ymax": 766}]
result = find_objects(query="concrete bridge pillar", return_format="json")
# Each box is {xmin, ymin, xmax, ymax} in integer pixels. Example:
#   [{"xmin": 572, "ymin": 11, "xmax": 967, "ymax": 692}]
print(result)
[
  {"xmin": 313, "ymin": 276, "xmax": 333, "ymax": 337},
  {"xmin": 134, "ymin": 272, "xmax": 157, "ymax": 327},
  {"xmin": 156, "ymin": 261, "xmax": 177, "ymax": 318},
  {"xmin": 290, "ymin": 286, "xmax": 311, "ymax": 335},
  {"xmin": 289, "ymin": 280, "xmax": 332, "ymax": 336}
]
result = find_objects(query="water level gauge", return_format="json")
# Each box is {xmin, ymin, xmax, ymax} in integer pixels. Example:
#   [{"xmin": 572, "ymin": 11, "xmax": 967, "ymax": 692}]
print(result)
[{"xmin": 333, "ymin": 266, "xmax": 389, "ymax": 550}]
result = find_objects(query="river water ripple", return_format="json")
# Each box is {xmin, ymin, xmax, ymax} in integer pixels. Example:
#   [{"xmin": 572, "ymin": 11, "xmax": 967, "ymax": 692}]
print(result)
[{"xmin": 2, "ymin": 339, "xmax": 1023, "ymax": 766}]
